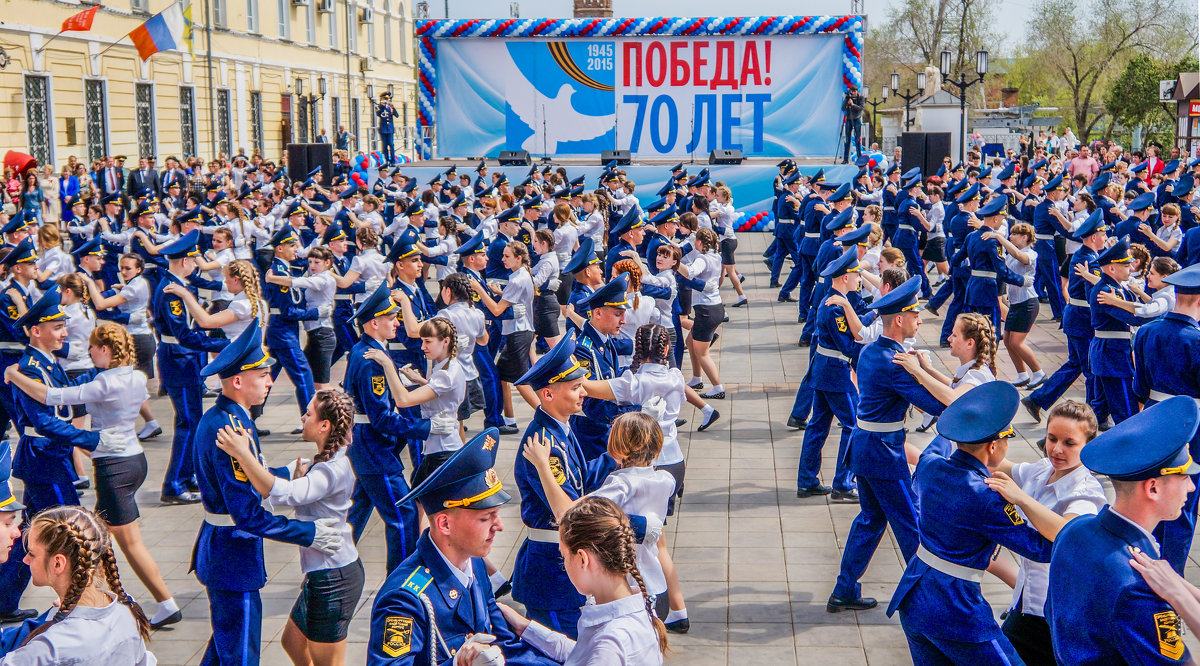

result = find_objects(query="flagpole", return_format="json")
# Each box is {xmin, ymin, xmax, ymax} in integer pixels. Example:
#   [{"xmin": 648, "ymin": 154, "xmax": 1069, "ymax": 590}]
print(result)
[
  {"xmin": 203, "ymin": 0, "xmax": 216, "ymax": 157},
  {"xmin": 35, "ymin": 30, "xmax": 67, "ymax": 53},
  {"xmin": 95, "ymin": 36, "xmax": 130, "ymax": 58}
]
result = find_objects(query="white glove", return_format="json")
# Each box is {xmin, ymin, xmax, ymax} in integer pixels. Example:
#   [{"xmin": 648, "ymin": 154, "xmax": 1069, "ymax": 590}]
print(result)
[
  {"xmin": 317, "ymin": 304, "xmax": 333, "ymax": 319},
  {"xmin": 429, "ymin": 416, "xmax": 458, "ymax": 436},
  {"xmin": 363, "ymin": 277, "xmax": 384, "ymax": 293},
  {"xmin": 640, "ymin": 396, "xmax": 668, "ymax": 424},
  {"xmin": 641, "ymin": 514, "xmax": 664, "ymax": 546},
  {"xmin": 511, "ymin": 304, "xmax": 527, "ymax": 320},
  {"xmin": 546, "ymin": 278, "xmax": 561, "ymax": 292},
  {"xmin": 1023, "ymin": 275, "xmax": 1035, "ymax": 288},
  {"xmin": 96, "ymin": 427, "xmax": 127, "ymax": 455},
  {"xmin": 459, "ymin": 634, "xmax": 505, "ymax": 666},
  {"xmin": 310, "ymin": 518, "xmax": 344, "ymax": 555}
]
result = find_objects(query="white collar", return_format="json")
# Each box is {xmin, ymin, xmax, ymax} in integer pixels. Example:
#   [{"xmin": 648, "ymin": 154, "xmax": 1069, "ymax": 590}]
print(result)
[
  {"xmin": 1109, "ymin": 506, "xmax": 1161, "ymax": 557},
  {"xmin": 431, "ymin": 539, "xmax": 475, "ymax": 589},
  {"xmin": 579, "ymin": 593, "xmax": 647, "ymax": 628}
]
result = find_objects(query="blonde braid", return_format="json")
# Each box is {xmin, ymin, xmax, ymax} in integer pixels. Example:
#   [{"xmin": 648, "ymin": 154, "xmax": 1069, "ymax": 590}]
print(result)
[
  {"xmin": 956, "ymin": 312, "xmax": 997, "ymax": 375},
  {"xmin": 19, "ymin": 507, "xmax": 108, "ymax": 646},
  {"xmin": 228, "ymin": 260, "xmax": 265, "ymax": 323},
  {"xmin": 100, "ymin": 537, "xmax": 150, "ymax": 639},
  {"xmin": 312, "ymin": 389, "xmax": 355, "ymax": 465},
  {"xmin": 89, "ymin": 323, "xmax": 137, "ymax": 367}
]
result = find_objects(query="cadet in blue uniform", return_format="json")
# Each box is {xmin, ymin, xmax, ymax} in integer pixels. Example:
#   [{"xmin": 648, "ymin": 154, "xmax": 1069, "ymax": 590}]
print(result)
[
  {"xmin": 928, "ymin": 184, "xmax": 982, "ymax": 346},
  {"xmin": 828, "ymin": 277, "xmax": 956, "ymax": 612},
  {"xmin": 1024, "ymin": 210, "xmax": 1110, "ymax": 424},
  {"xmin": 777, "ymin": 169, "xmax": 826, "ymax": 305},
  {"xmin": 953, "ymin": 196, "xmax": 1032, "ymax": 336},
  {"xmin": 376, "ymin": 92, "xmax": 400, "ymax": 165},
  {"xmin": 263, "ymin": 225, "xmax": 319, "ymax": 420},
  {"xmin": 769, "ymin": 172, "xmax": 802, "ymax": 288},
  {"xmin": 893, "ymin": 174, "xmax": 933, "ymax": 298},
  {"xmin": 367, "ymin": 428, "xmax": 556, "ymax": 665},
  {"xmin": 569, "ymin": 275, "xmax": 636, "ymax": 461},
  {"xmin": 1135, "ymin": 264, "xmax": 1200, "ymax": 573},
  {"xmin": 1089, "ymin": 238, "xmax": 1151, "ymax": 424},
  {"xmin": 1031, "ymin": 174, "xmax": 1073, "ymax": 321},
  {"xmin": 512, "ymin": 332, "xmax": 631, "ymax": 637},
  {"xmin": 888, "ymin": 382, "xmax": 1056, "ymax": 665},
  {"xmin": 0, "ymin": 240, "xmax": 38, "ymax": 448},
  {"xmin": 152, "ymin": 230, "xmax": 230, "ymax": 504},
  {"xmin": 796, "ymin": 247, "xmax": 868, "ymax": 499},
  {"xmin": 455, "ymin": 234, "xmax": 507, "ymax": 432},
  {"xmin": 1047, "ymin": 397, "xmax": 1198, "ymax": 666},
  {"xmin": 0, "ymin": 288, "xmax": 100, "ymax": 624},
  {"xmin": 191, "ymin": 318, "xmax": 344, "ymax": 666},
  {"xmin": 605, "ymin": 208, "xmax": 646, "ymax": 280},
  {"xmin": 345, "ymin": 285, "xmax": 432, "ymax": 572}
]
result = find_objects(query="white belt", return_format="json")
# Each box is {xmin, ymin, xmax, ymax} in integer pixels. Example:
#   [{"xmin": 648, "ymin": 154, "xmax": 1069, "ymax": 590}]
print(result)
[
  {"xmin": 527, "ymin": 528, "xmax": 559, "ymax": 544},
  {"xmin": 204, "ymin": 512, "xmax": 236, "ymax": 527},
  {"xmin": 1067, "ymin": 298, "xmax": 1089, "ymax": 308},
  {"xmin": 897, "ymin": 225, "xmax": 916, "ymax": 232},
  {"xmin": 885, "ymin": 207, "xmax": 896, "ymax": 212},
  {"xmin": 1093, "ymin": 330, "xmax": 1131, "ymax": 340},
  {"xmin": 269, "ymin": 307, "xmax": 282, "ymax": 315},
  {"xmin": 970, "ymin": 270, "xmax": 997, "ymax": 279},
  {"xmin": 354, "ymin": 414, "xmax": 371, "ymax": 424},
  {"xmin": 816, "ymin": 346, "xmax": 850, "ymax": 363},
  {"xmin": 335, "ymin": 295, "xmax": 352, "ymax": 302},
  {"xmin": 917, "ymin": 545, "xmax": 984, "ymax": 583},
  {"xmin": 18, "ymin": 427, "xmax": 43, "ymax": 438},
  {"xmin": 0, "ymin": 342, "xmax": 23, "ymax": 352},
  {"xmin": 196, "ymin": 288, "xmax": 214, "ymax": 298},
  {"xmin": 1149, "ymin": 390, "xmax": 1200, "ymax": 405},
  {"xmin": 1035, "ymin": 234, "xmax": 1055, "ymax": 241},
  {"xmin": 856, "ymin": 419, "xmax": 904, "ymax": 433},
  {"xmin": 386, "ymin": 342, "xmax": 410, "ymax": 350},
  {"xmin": 803, "ymin": 232, "xmax": 820, "ymax": 238},
  {"xmin": 159, "ymin": 335, "xmax": 179, "ymax": 345}
]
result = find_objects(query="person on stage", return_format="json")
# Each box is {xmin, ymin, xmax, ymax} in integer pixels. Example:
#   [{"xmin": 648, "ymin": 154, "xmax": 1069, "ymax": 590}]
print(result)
[
  {"xmin": 375, "ymin": 92, "xmax": 400, "ymax": 165},
  {"xmin": 842, "ymin": 83, "xmax": 864, "ymax": 164}
]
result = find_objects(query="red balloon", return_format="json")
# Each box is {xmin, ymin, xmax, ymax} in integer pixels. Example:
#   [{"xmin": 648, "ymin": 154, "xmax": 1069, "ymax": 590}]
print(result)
[{"xmin": 3, "ymin": 151, "xmax": 36, "ymax": 177}]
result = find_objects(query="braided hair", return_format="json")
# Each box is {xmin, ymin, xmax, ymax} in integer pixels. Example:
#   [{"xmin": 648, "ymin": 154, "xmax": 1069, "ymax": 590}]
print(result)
[
  {"xmin": 631, "ymin": 323, "xmax": 671, "ymax": 373},
  {"xmin": 311, "ymin": 389, "xmax": 355, "ymax": 465},
  {"xmin": 225, "ymin": 260, "xmax": 265, "ymax": 324},
  {"xmin": 89, "ymin": 323, "xmax": 137, "ymax": 368},
  {"xmin": 418, "ymin": 316, "xmax": 459, "ymax": 361},
  {"xmin": 954, "ymin": 312, "xmax": 997, "ymax": 376},
  {"xmin": 560, "ymin": 496, "xmax": 669, "ymax": 655},
  {"xmin": 20, "ymin": 506, "xmax": 150, "ymax": 646},
  {"xmin": 611, "ymin": 259, "xmax": 642, "ymax": 309}
]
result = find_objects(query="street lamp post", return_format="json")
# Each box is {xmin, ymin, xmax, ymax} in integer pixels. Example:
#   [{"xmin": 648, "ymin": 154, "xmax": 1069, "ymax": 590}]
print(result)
[
  {"xmin": 863, "ymin": 84, "xmax": 889, "ymax": 147},
  {"xmin": 296, "ymin": 76, "xmax": 327, "ymax": 142},
  {"xmin": 891, "ymin": 71, "xmax": 926, "ymax": 133},
  {"xmin": 940, "ymin": 48, "xmax": 989, "ymax": 162}
]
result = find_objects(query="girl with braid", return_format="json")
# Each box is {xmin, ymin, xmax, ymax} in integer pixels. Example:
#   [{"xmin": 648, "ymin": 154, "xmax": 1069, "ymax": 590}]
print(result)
[
  {"xmin": 164, "ymin": 258, "xmax": 267, "ymax": 340},
  {"xmin": 494, "ymin": 496, "xmax": 667, "ymax": 665},
  {"xmin": 214, "ymin": 389, "xmax": 362, "ymax": 666},
  {"xmin": 4, "ymin": 323, "xmax": 182, "ymax": 629},
  {"xmin": 2, "ymin": 505, "xmax": 155, "ymax": 664}
]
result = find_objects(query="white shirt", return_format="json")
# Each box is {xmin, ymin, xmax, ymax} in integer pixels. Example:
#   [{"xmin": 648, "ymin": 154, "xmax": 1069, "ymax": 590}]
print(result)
[
  {"xmin": 0, "ymin": 591, "xmax": 157, "ymax": 665},
  {"xmin": 222, "ymin": 292, "xmax": 262, "ymax": 339},
  {"xmin": 686, "ymin": 252, "xmax": 722, "ymax": 306},
  {"xmin": 117, "ymin": 276, "xmax": 152, "ymax": 335},
  {"xmin": 639, "ymin": 271, "xmax": 676, "ymax": 327},
  {"xmin": 1009, "ymin": 459, "xmax": 1106, "ymax": 616},
  {"xmin": 60, "ymin": 302, "xmax": 96, "ymax": 372},
  {"xmin": 1134, "ymin": 284, "xmax": 1175, "ymax": 319},
  {"xmin": 554, "ymin": 224, "xmax": 581, "ymax": 265},
  {"xmin": 422, "ymin": 236, "xmax": 460, "ymax": 281},
  {"xmin": 500, "ymin": 269, "xmax": 535, "ymax": 335},
  {"xmin": 348, "ymin": 249, "xmax": 389, "ymax": 303},
  {"xmin": 1006, "ymin": 248, "xmax": 1038, "ymax": 304},
  {"xmin": 607, "ymin": 363, "xmax": 686, "ymax": 466},
  {"xmin": 434, "ymin": 302, "xmax": 485, "ymax": 381},
  {"xmin": 616, "ymin": 294, "xmax": 656, "ymax": 366},
  {"xmin": 531, "ymin": 253, "xmax": 560, "ymax": 292},
  {"xmin": 580, "ymin": 210, "xmax": 606, "ymax": 246},
  {"xmin": 208, "ymin": 248, "xmax": 236, "ymax": 302},
  {"xmin": 590, "ymin": 466, "xmax": 675, "ymax": 595},
  {"xmin": 267, "ymin": 447, "xmax": 360, "ymax": 573},
  {"xmin": 420, "ymin": 358, "xmax": 466, "ymax": 454},
  {"xmin": 523, "ymin": 593, "xmax": 663, "ymax": 666},
  {"xmin": 36, "ymin": 246, "xmax": 73, "ymax": 281},
  {"xmin": 46, "ymin": 365, "xmax": 148, "ymax": 459},
  {"xmin": 710, "ymin": 200, "xmax": 737, "ymax": 239},
  {"xmin": 291, "ymin": 270, "xmax": 336, "ymax": 331}
]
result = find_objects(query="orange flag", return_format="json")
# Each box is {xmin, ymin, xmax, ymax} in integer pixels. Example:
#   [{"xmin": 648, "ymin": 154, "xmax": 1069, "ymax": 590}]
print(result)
[{"xmin": 61, "ymin": 5, "xmax": 100, "ymax": 32}]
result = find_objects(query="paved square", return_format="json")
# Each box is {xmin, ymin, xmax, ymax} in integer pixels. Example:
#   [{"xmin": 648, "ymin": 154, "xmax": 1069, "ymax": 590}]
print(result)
[{"xmin": 8, "ymin": 232, "xmax": 1199, "ymax": 664}]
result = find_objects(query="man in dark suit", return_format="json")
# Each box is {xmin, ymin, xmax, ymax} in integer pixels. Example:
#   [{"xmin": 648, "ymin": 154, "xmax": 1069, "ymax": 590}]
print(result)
[
  {"xmin": 98, "ymin": 155, "xmax": 126, "ymax": 196},
  {"xmin": 127, "ymin": 156, "xmax": 162, "ymax": 199}
]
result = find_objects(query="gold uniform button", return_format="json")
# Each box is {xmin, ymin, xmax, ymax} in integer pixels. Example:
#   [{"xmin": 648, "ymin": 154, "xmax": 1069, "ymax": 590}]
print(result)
[{"xmin": 449, "ymin": 589, "xmax": 459, "ymax": 600}]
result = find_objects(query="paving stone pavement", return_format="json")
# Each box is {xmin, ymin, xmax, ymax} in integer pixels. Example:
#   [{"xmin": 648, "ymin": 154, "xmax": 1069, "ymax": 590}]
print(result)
[{"xmin": 7, "ymin": 232, "xmax": 1200, "ymax": 664}]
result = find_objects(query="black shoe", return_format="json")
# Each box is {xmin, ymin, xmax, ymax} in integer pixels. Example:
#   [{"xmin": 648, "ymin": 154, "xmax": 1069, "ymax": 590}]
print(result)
[
  {"xmin": 831, "ymin": 488, "xmax": 860, "ymax": 502},
  {"xmin": 697, "ymin": 410, "xmax": 720, "ymax": 431},
  {"xmin": 160, "ymin": 491, "xmax": 202, "ymax": 506},
  {"xmin": 786, "ymin": 415, "xmax": 807, "ymax": 430},
  {"xmin": 1026, "ymin": 376, "xmax": 1047, "ymax": 391},
  {"xmin": 699, "ymin": 389, "xmax": 725, "ymax": 400},
  {"xmin": 796, "ymin": 316, "xmax": 807, "ymax": 324},
  {"xmin": 257, "ymin": 428, "xmax": 272, "ymax": 437},
  {"xmin": 73, "ymin": 478, "xmax": 90, "ymax": 490},
  {"xmin": 150, "ymin": 610, "xmax": 183, "ymax": 630},
  {"xmin": 290, "ymin": 427, "xmax": 303, "ymax": 435},
  {"xmin": 494, "ymin": 580, "xmax": 512, "ymax": 599},
  {"xmin": 185, "ymin": 480, "xmax": 200, "ymax": 494},
  {"xmin": 762, "ymin": 258, "xmax": 772, "ymax": 268},
  {"xmin": 0, "ymin": 609, "xmax": 38, "ymax": 624},
  {"xmin": 737, "ymin": 274, "xmax": 745, "ymax": 284},
  {"xmin": 675, "ymin": 418, "xmax": 687, "ymax": 427},
  {"xmin": 138, "ymin": 426, "xmax": 163, "ymax": 441},
  {"xmin": 914, "ymin": 417, "xmax": 938, "ymax": 434},
  {"xmin": 1099, "ymin": 420, "xmax": 1113, "ymax": 432},
  {"xmin": 202, "ymin": 387, "xmax": 219, "ymax": 398},
  {"xmin": 797, "ymin": 338, "xmax": 811, "ymax": 348},
  {"xmin": 778, "ymin": 294, "xmax": 796, "ymax": 302},
  {"xmin": 712, "ymin": 333, "xmax": 721, "ymax": 342},
  {"xmin": 687, "ymin": 381, "xmax": 704, "ymax": 391},
  {"xmin": 796, "ymin": 484, "xmax": 832, "ymax": 498},
  {"xmin": 1012, "ymin": 378, "xmax": 1030, "ymax": 388},
  {"xmin": 926, "ymin": 306, "xmax": 940, "ymax": 317},
  {"xmin": 498, "ymin": 424, "xmax": 519, "ymax": 435},
  {"xmin": 665, "ymin": 618, "xmax": 690, "ymax": 634},
  {"xmin": 827, "ymin": 593, "xmax": 878, "ymax": 613},
  {"xmin": 721, "ymin": 315, "xmax": 729, "ymax": 323},
  {"xmin": 1022, "ymin": 397, "xmax": 1042, "ymax": 424},
  {"xmin": 939, "ymin": 340, "xmax": 951, "ymax": 348},
  {"xmin": 768, "ymin": 281, "xmax": 781, "ymax": 289},
  {"xmin": 731, "ymin": 297, "xmax": 748, "ymax": 307}
]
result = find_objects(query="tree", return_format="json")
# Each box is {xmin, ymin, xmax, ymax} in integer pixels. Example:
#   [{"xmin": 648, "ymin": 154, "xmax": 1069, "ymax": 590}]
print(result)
[
  {"xmin": 1105, "ymin": 54, "xmax": 1200, "ymax": 148},
  {"xmin": 1016, "ymin": 0, "xmax": 1196, "ymax": 142}
]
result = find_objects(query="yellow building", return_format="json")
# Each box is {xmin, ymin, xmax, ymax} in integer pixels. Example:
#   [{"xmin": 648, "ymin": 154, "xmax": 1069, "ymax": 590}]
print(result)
[{"xmin": 0, "ymin": 0, "xmax": 418, "ymax": 169}]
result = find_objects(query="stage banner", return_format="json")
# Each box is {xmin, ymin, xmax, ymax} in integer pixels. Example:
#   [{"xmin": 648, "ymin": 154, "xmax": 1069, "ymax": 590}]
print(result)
[{"xmin": 418, "ymin": 17, "xmax": 865, "ymax": 160}]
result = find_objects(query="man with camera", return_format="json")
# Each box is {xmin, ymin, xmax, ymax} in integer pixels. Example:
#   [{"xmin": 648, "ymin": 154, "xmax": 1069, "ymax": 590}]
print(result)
[{"xmin": 842, "ymin": 84, "xmax": 864, "ymax": 165}]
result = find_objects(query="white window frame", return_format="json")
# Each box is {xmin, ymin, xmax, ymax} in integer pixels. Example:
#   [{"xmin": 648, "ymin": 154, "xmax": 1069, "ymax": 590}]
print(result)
[
  {"xmin": 277, "ymin": 0, "xmax": 291, "ymax": 39},
  {"xmin": 246, "ymin": 0, "xmax": 260, "ymax": 32},
  {"xmin": 22, "ymin": 72, "xmax": 56, "ymax": 167},
  {"xmin": 134, "ymin": 81, "xmax": 158, "ymax": 160},
  {"xmin": 83, "ymin": 77, "xmax": 111, "ymax": 163}
]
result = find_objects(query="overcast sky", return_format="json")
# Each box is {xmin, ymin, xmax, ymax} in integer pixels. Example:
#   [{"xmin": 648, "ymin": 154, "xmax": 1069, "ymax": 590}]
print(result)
[{"xmin": 424, "ymin": 0, "xmax": 1030, "ymax": 56}]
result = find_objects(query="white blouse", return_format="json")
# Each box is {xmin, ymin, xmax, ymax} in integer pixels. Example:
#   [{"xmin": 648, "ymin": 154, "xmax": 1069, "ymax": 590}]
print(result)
[
  {"xmin": 60, "ymin": 302, "xmax": 96, "ymax": 372},
  {"xmin": 607, "ymin": 363, "xmax": 686, "ymax": 467},
  {"xmin": 434, "ymin": 302, "xmax": 485, "ymax": 381},
  {"xmin": 116, "ymin": 276, "xmax": 152, "ymax": 335},
  {"xmin": 500, "ymin": 269, "xmax": 535, "ymax": 335},
  {"xmin": 419, "ymin": 358, "xmax": 466, "ymax": 454},
  {"xmin": 267, "ymin": 447, "xmax": 359, "ymax": 573},
  {"xmin": 686, "ymin": 252, "xmax": 722, "ymax": 307},
  {"xmin": 523, "ymin": 593, "xmax": 663, "ymax": 666},
  {"xmin": 45, "ymin": 365, "xmax": 148, "ymax": 459},
  {"xmin": 36, "ymin": 246, "xmax": 73, "ymax": 281},
  {"xmin": 0, "ymin": 592, "xmax": 157, "ymax": 665},
  {"xmin": 590, "ymin": 466, "xmax": 676, "ymax": 595},
  {"xmin": 290, "ymin": 270, "xmax": 336, "ymax": 331}
]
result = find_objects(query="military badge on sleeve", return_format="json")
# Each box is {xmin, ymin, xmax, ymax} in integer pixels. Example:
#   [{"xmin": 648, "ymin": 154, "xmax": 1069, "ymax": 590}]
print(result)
[
  {"xmin": 548, "ymin": 456, "xmax": 567, "ymax": 485},
  {"xmin": 169, "ymin": 300, "xmax": 183, "ymax": 316},
  {"xmin": 836, "ymin": 316, "xmax": 848, "ymax": 333},
  {"xmin": 371, "ymin": 376, "xmax": 386, "ymax": 396},
  {"xmin": 381, "ymin": 615, "xmax": 414, "ymax": 657},
  {"xmin": 232, "ymin": 458, "xmax": 248, "ymax": 482},
  {"xmin": 1155, "ymin": 610, "xmax": 1184, "ymax": 660},
  {"xmin": 1003, "ymin": 503, "xmax": 1025, "ymax": 525}
]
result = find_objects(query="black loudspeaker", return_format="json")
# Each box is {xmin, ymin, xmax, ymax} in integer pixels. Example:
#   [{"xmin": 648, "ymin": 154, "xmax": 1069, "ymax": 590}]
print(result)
[
  {"xmin": 709, "ymin": 149, "xmax": 744, "ymax": 165},
  {"xmin": 498, "ymin": 150, "xmax": 532, "ymax": 166},
  {"xmin": 600, "ymin": 149, "xmax": 631, "ymax": 166},
  {"xmin": 899, "ymin": 132, "xmax": 952, "ymax": 177},
  {"xmin": 286, "ymin": 143, "xmax": 334, "ymax": 186}
]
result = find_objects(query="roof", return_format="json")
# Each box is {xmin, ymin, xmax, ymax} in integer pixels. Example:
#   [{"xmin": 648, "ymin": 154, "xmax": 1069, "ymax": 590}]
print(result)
[{"xmin": 1175, "ymin": 72, "xmax": 1200, "ymax": 101}]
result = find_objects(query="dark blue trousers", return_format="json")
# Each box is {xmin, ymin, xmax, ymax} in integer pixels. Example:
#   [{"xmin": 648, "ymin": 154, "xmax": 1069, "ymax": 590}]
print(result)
[
  {"xmin": 1034, "ymin": 242, "xmax": 1064, "ymax": 319},
  {"xmin": 780, "ymin": 251, "xmax": 814, "ymax": 301},
  {"xmin": 269, "ymin": 342, "xmax": 315, "ymax": 416},
  {"xmin": 788, "ymin": 345, "xmax": 819, "ymax": 422},
  {"xmin": 162, "ymin": 383, "xmax": 201, "ymax": 496},
  {"xmin": 898, "ymin": 239, "xmax": 931, "ymax": 298},
  {"xmin": 201, "ymin": 589, "xmax": 261, "ymax": 666},
  {"xmin": 833, "ymin": 475, "xmax": 920, "ymax": 600},
  {"xmin": 900, "ymin": 618, "xmax": 1026, "ymax": 666},
  {"xmin": 0, "ymin": 482, "xmax": 79, "ymax": 612},
  {"xmin": 527, "ymin": 607, "xmax": 582, "ymax": 641},
  {"xmin": 797, "ymin": 388, "xmax": 857, "ymax": 492},
  {"xmin": 1156, "ymin": 483, "xmax": 1200, "ymax": 575},
  {"xmin": 1028, "ymin": 334, "xmax": 1108, "ymax": 423},
  {"xmin": 769, "ymin": 233, "xmax": 799, "ymax": 283},
  {"xmin": 379, "ymin": 132, "xmax": 396, "ymax": 164},
  {"xmin": 330, "ymin": 318, "xmax": 359, "ymax": 365},
  {"xmin": 1097, "ymin": 375, "xmax": 1139, "ymax": 424},
  {"xmin": 934, "ymin": 277, "xmax": 967, "ymax": 344},
  {"xmin": 473, "ymin": 345, "xmax": 505, "ymax": 429},
  {"xmin": 348, "ymin": 472, "xmax": 418, "ymax": 573}
]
